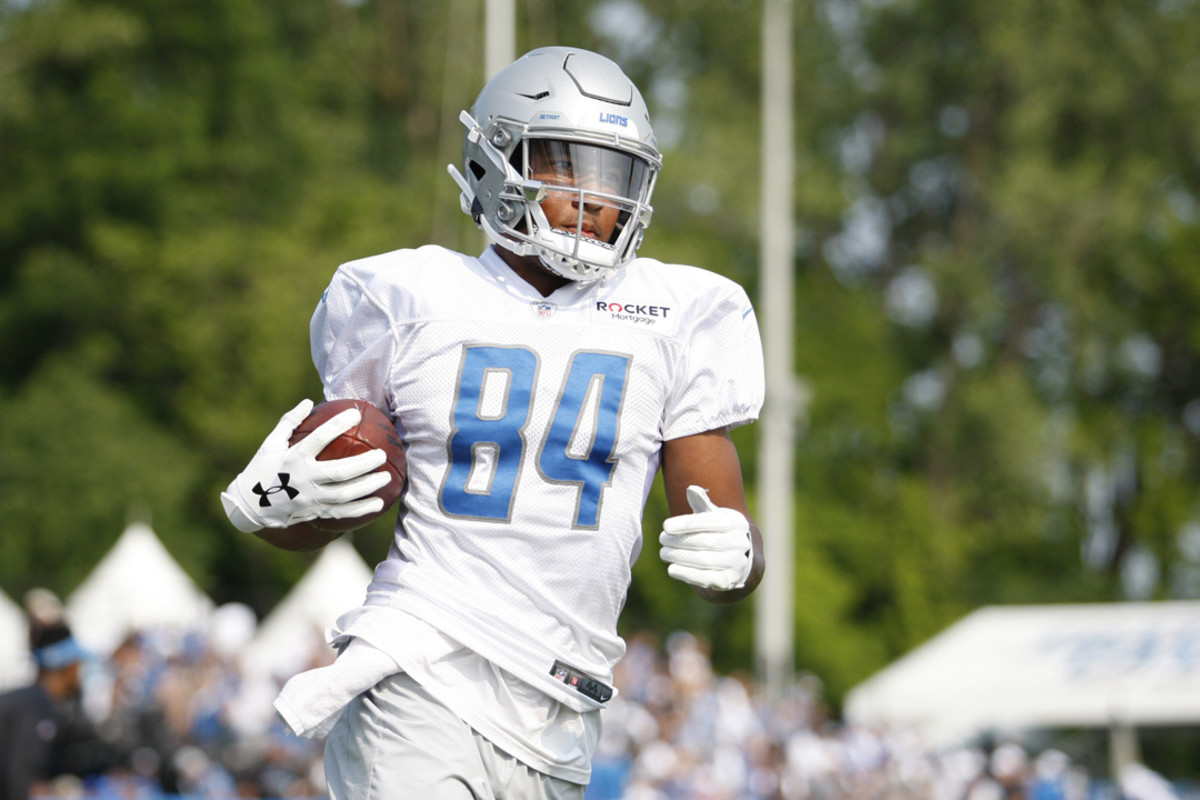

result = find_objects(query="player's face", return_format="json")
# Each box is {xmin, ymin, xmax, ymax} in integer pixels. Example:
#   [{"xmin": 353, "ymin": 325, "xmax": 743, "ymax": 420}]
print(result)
[{"xmin": 526, "ymin": 141, "xmax": 647, "ymax": 244}]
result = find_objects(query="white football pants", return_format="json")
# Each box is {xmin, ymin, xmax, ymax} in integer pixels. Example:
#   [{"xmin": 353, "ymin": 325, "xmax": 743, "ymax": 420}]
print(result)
[{"xmin": 324, "ymin": 671, "xmax": 585, "ymax": 800}]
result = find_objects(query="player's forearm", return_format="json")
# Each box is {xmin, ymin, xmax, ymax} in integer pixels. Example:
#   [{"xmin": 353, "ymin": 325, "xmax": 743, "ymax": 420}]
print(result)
[{"xmin": 252, "ymin": 524, "xmax": 343, "ymax": 552}]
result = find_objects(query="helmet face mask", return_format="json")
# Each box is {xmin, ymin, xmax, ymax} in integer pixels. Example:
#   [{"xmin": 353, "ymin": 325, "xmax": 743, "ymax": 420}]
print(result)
[
  {"xmin": 448, "ymin": 47, "xmax": 662, "ymax": 282},
  {"xmin": 514, "ymin": 138, "xmax": 656, "ymax": 279}
]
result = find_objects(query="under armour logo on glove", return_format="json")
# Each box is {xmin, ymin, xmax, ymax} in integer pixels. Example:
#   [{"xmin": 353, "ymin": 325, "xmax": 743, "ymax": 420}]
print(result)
[
  {"xmin": 252, "ymin": 473, "xmax": 300, "ymax": 507},
  {"xmin": 220, "ymin": 399, "xmax": 391, "ymax": 533}
]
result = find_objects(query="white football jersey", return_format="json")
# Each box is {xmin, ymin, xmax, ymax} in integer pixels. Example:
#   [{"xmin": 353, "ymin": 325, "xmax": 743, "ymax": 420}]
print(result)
[{"xmin": 309, "ymin": 245, "xmax": 764, "ymax": 712}]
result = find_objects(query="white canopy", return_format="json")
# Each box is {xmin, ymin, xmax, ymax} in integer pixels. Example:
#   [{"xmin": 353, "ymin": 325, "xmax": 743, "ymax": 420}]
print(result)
[
  {"xmin": 0, "ymin": 588, "xmax": 33, "ymax": 690},
  {"xmin": 66, "ymin": 522, "xmax": 215, "ymax": 656},
  {"xmin": 243, "ymin": 539, "xmax": 374, "ymax": 679},
  {"xmin": 844, "ymin": 601, "xmax": 1200, "ymax": 746}
]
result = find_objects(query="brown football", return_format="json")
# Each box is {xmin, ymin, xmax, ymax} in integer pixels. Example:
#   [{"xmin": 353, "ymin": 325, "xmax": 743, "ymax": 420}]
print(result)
[{"xmin": 287, "ymin": 398, "xmax": 406, "ymax": 533}]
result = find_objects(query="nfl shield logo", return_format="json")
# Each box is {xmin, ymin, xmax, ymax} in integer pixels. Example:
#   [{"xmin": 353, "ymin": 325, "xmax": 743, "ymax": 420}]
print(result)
[{"xmin": 530, "ymin": 300, "xmax": 558, "ymax": 319}]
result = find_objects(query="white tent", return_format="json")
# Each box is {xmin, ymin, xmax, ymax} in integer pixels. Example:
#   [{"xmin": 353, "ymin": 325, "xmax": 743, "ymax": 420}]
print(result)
[
  {"xmin": 844, "ymin": 601, "xmax": 1200, "ymax": 752},
  {"xmin": 65, "ymin": 522, "xmax": 215, "ymax": 656},
  {"xmin": 0, "ymin": 588, "xmax": 33, "ymax": 690},
  {"xmin": 243, "ymin": 539, "xmax": 374, "ymax": 679}
]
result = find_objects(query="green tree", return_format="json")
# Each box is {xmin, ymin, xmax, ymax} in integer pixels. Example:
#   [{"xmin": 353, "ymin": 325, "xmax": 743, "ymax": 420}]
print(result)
[{"xmin": 781, "ymin": 0, "xmax": 1200, "ymax": 706}]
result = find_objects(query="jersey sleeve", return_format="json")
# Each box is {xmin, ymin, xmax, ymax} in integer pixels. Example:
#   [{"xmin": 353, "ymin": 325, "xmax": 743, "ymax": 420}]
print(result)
[
  {"xmin": 662, "ymin": 282, "xmax": 765, "ymax": 440},
  {"xmin": 309, "ymin": 257, "xmax": 400, "ymax": 408}
]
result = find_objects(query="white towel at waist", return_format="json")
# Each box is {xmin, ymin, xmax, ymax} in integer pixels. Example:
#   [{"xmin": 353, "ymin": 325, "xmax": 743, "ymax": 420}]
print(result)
[{"xmin": 273, "ymin": 637, "xmax": 399, "ymax": 739}]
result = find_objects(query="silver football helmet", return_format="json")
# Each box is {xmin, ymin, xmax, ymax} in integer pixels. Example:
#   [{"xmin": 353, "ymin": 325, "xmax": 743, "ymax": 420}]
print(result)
[{"xmin": 448, "ymin": 47, "xmax": 662, "ymax": 281}]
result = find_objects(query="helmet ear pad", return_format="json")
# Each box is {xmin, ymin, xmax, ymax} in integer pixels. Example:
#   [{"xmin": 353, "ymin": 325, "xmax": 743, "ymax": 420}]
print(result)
[{"xmin": 501, "ymin": 151, "xmax": 531, "ymax": 234}]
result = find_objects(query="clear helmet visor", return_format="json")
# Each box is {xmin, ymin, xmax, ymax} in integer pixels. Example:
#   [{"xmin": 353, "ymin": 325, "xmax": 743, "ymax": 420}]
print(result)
[
  {"xmin": 519, "ymin": 139, "xmax": 654, "ymax": 254},
  {"xmin": 526, "ymin": 139, "xmax": 652, "ymax": 199}
]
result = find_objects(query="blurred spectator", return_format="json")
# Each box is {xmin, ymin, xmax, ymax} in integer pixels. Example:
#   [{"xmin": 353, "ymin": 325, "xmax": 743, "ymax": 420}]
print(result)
[
  {"xmin": 991, "ymin": 742, "xmax": 1031, "ymax": 799},
  {"xmin": 5, "ymin": 606, "xmax": 1197, "ymax": 800},
  {"xmin": 1119, "ymin": 763, "xmax": 1181, "ymax": 800},
  {"xmin": 0, "ymin": 592, "xmax": 115, "ymax": 800},
  {"xmin": 1028, "ymin": 749, "xmax": 1070, "ymax": 800}
]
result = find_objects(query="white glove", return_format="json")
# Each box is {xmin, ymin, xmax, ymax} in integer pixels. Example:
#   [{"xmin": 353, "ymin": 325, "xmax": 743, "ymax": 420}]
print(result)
[
  {"xmin": 659, "ymin": 486, "xmax": 753, "ymax": 591},
  {"xmin": 220, "ymin": 399, "xmax": 392, "ymax": 533}
]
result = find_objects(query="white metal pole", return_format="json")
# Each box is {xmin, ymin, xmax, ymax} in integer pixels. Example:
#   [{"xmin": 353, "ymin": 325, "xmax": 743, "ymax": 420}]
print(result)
[
  {"xmin": 475, "ymin": 0, "xmax": 515, "ymax": 253},
  {"xmin": 485, "ymin": 0, "xmax": 516, "ymax": 79},
  {"xmin": 757, "ymin": 0, "xmax": 796, "ymax": 704}
]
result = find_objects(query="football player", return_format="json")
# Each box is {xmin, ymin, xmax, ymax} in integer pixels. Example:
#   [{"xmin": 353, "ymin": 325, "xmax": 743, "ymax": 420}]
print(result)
[{"xmin": 221, "ymin": 46, "xmax": 765, "ymax": 799}]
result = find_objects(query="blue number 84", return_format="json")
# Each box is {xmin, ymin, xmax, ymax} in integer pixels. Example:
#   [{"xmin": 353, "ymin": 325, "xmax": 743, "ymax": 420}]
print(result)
[{"xmin": 439, "ymin": 345, "xmax": 631, "ymax": 529}]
